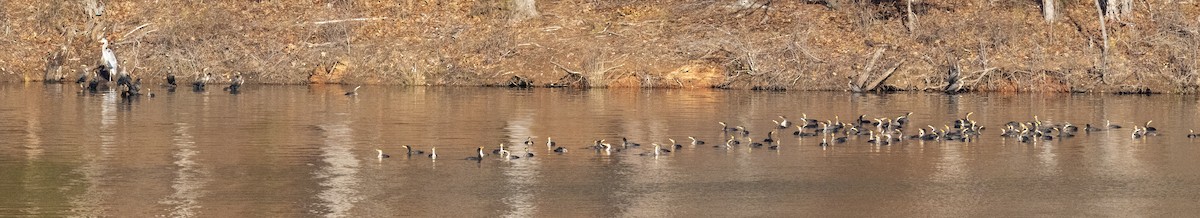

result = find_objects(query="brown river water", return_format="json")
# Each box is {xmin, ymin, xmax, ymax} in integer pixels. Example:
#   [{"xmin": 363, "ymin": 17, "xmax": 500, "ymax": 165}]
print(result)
[{"xmin": 2, "ymin": 83, "xmax": 1200, "ymax": 217}]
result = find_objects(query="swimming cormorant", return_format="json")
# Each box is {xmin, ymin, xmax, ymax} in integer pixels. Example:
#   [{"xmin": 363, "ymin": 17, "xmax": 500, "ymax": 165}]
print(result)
[
  {"xmin": 622, "ymin": 137, "xmax": 641, "ymax": 147},
  {"xmin": 345, "ymin": 85, "xmax": 361, "ymax": 96},
  {"xmin": 689, "ymin": 136, "xmax": 705, "ymax": 145},
  {"xmin": 376, "ymin": 149, "xmax": 391, "ymax": 159},
  {"xmin": 749, "ymin": 137, "xmax": 764, "ymax": 148},
  {"xmin": 492, "ymin": 143, "xmax": 507, "ymax": 154},
  {"xmin": 896, "ymin": 112, "xmax": 913, "ymax": 127},
  {"xmin": 1107, "ymin": 120, "xmax": 1123, "ymax": 129},
  {"xmin": 403, "ymin": 145, "xmax": 425, "ymax": 155},
  {"xmin": 466, "ymin": 147, "xmax": 485, "ymax": 161}
]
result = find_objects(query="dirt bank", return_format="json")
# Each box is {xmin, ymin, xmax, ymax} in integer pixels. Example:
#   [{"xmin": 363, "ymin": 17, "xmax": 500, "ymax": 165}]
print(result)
[{"xmin": 1, "ymin": 1, "xmax": 1198, "ymax": 93}]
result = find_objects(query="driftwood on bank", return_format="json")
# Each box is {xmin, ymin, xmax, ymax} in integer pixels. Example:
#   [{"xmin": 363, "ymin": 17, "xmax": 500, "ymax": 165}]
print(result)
[
  {"xmin": 548, "ymin": 61, "xmax": 587, "ymax": 88},
  {"xmin": 850, "ymin": 48, "xmax": 886, "ymax": 92}
]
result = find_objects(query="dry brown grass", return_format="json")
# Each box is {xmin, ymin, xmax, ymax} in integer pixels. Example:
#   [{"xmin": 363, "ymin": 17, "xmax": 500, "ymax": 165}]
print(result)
[{"xmin": 2, "ymin": 0, "xmax": 1199, "ymax": 93}]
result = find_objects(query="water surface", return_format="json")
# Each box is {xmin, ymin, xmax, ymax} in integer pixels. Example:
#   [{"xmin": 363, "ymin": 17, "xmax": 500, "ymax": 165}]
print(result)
[{"xmin": 2, "ymin": 84, "xmax": 1200, "ymax": 217}]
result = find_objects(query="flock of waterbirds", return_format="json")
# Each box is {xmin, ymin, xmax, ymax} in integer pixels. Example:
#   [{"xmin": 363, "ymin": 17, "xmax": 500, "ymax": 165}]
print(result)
[{"xmin": 378, "ymin": 113, "xmax": 1200, "ymax": 162}]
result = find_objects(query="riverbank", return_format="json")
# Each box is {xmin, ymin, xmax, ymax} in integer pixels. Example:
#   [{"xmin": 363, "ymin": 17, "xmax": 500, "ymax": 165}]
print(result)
[{"xmin": 2, "ymin": 1, "xmax": 1197, "ymax": 93}]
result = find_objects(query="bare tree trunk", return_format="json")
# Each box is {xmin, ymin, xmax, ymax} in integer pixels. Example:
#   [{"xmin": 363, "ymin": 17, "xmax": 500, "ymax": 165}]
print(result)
[
  {"xmin": 906, "ymin": 0, "xmax": 917, "ymax": 33},
  {"xmin": 511, "ymin": 0, "xmax": 539, "ymax": 23},
  {"xmin": 1095, "ymin": 0, "xmax": 1109, "ymax": 52},
  {"xmin": 1042, "ymin": 0, "xmax": 1055, "ymax": 22},
  {"xmin": 1095, "ymin": 0, "xmax": 1110, "ymax": 83}
]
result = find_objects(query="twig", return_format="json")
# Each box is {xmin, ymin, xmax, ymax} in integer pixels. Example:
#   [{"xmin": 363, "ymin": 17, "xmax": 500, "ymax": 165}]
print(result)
[
  {"xmin": 966, "ymin": 67, "xmax": 998, "ymax": 87},
  {"xmin": 312, "ymin": 17, "xmax": 388, "ymax": 25},
  {"xmin": 115, "ymin": 29, "xmax": 156, "ymax": 45},
  {"xmin": 120, "ymin": 23, "xmax": 152, "ymax": 40},
  {"xmin": 550, "ymin": 61, "xmax": 581, "ymax": 75}
]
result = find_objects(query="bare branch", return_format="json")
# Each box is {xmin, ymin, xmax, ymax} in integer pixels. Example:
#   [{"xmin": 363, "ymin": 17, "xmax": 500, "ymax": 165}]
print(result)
[{"xmin": 312, "ymin": 17, "xmax": 388, "ymax": 25}]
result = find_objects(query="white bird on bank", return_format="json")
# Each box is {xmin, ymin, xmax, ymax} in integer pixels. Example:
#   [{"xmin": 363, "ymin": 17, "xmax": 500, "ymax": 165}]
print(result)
[{"xmin": 100, "ymin": 38, "xmax": 120, "ymax": 81}]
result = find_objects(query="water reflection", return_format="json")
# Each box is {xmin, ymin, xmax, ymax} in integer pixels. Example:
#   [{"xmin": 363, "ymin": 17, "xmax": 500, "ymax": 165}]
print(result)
[
  {"xmin": 314, "ymin": 123, "xmax": 362, "ymax": 217},
  {"xmin": 69, "ymin": 92, "xmax": 118, "ymax": 216},
  {"xmin": 159, "ymin": 123, "xmax": 208, "ymax": 217},
  {"xmin": 502, "ymin": 109, "xmax": 538, "ymax": 218}
]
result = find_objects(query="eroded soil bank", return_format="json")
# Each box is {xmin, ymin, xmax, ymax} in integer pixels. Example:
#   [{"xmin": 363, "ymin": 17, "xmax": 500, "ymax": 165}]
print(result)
[{"xmin": 2, "ymin": 1, "xmax": 1198, "ymax": 93}]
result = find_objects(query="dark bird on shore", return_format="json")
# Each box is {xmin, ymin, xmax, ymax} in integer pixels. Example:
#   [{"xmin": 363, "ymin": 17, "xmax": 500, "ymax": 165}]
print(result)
[
  {"xmin": 166, "ymin": 73, "xmax": 177, "ymax": 87},
  {"xmin": 86, "ymin": 73, "xmax": 104, "ymax": 92},
  {"xmin": 944, "ymin": 64, "xmax": 963, "ymax": 94},
  {"xmin": 224, "ymin": 73, "xmax": 244, "ymax": 93},
  {"xmin": 116, "ymin": 73, "xmax": 132, "ymax": 88},
  {"xmin": 120, "ymin": 77, "xmax": 143, "ymax": 98},
  {"xmin": 376, "ymin": 149, "xmax": 391, "ymax": 159},
  {"xmin": 345, "ymin": 85, "xmax": 361, "ymax": 96},
  {"xmin": 193, "ymin": 72, "xmax": 212, "ymax": 91},
  {"xmin": 76, "ymin": 65, "xmax": 89, "ymax": 84}
]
